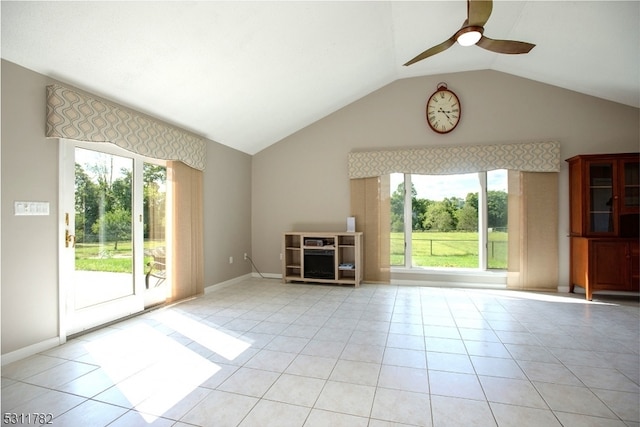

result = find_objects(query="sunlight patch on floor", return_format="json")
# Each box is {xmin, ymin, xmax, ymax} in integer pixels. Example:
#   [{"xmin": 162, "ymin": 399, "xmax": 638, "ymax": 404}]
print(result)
[
  {"xmin": 85, "ymin": 322, "xmax": 223, "ymax": 422},
  {"xmin": 465, "ymin": 288, "xmax": 619, "ymax": 305},
  {"xmin": 155, "ymin": 310, "xmax": 252, "ymax": 361}
]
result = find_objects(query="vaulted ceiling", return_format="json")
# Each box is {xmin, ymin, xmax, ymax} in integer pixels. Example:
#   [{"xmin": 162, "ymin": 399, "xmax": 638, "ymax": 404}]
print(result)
[{"xmin": 2, "ymin": 1, "xmax": 638, "ymax": 155}]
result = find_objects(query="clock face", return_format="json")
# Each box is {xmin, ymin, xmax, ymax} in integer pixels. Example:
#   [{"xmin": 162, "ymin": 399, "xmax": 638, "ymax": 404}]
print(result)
[{"xmin": 426, "ymin": 89, "xmax": 461, "ymax": 134}]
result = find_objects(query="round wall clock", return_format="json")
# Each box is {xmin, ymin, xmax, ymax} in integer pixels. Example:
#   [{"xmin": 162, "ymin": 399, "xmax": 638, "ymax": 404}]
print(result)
[{"xmin": 426, "ymin": 83, "xmax": 461, "ymax": 134}]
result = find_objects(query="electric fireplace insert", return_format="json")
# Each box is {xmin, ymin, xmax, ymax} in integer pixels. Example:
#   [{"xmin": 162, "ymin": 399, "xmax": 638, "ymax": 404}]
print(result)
[{"xmin": 304, "ymin": 249, "xmax": 335, "ymax": 280}]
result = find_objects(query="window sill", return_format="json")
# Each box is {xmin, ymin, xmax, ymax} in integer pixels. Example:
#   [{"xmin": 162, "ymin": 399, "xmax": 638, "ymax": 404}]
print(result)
[{"xmin": 390, "ymin": 267, "xmax": 507, "ymax": 288}]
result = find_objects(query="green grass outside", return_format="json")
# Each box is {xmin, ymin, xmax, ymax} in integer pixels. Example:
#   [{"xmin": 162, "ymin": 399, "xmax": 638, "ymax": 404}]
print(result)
[
  {"xmin": 77, "ymin": 233, "xmax": 507, "ymax": 273},
  {"xmin": 75, "ymin": 240, "xmax": 164, "ymax": 273},
  {"xmin": 391, "ymin": 231, "xmax": 507, "ymax": 269}
]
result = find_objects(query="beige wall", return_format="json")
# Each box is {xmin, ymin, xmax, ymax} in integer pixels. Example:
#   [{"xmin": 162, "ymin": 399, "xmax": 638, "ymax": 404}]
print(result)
[
  {"xmin": 1, "ymin": 60, "xmax": 252, "ymax": 356},
  {"xmin": 203, "ymin": 139, "xmax": 252, "ymax": 284},
  {"xmin": 1, "ymin": 61, "xmax": 59, "ymax": 354},
  {"xmin": 2, "ymin": 60, "xmax": 638, "ymax": 359},
  {"xmin": 252, "ymin": 70, "xmax": 639, "ymax": 284}
]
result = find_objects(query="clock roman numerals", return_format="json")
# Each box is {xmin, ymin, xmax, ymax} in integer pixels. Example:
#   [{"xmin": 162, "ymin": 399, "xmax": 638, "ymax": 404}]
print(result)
[{"xmin": 425, "ymin": 86, "xmax": 461, "ymax": 134}]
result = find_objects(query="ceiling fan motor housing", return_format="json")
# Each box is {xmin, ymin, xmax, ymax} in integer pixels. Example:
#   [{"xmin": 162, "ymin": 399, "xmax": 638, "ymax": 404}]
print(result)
[{"xmin": 455, "ymin": 26, "xmax": 484, "ymax": 46}]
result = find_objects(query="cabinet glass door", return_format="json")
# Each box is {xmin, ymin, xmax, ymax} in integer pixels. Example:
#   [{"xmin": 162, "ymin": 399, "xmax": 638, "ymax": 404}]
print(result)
[
  {"xmin": 589, "ymin": 163, "xmax": 614, "ymax": 233},
  {"xmin": 622, "ymin": 161, "xmax": 639, "ymax": 213}
]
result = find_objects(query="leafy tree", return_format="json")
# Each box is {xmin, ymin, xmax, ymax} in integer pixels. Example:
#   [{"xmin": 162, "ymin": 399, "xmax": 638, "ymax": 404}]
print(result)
[
  {"xmin": 111, "ymin": 169, "xmax": 132, "ymax": 212},
  {"xmin": 75, "ymin": 163, "xmax": 100, "ymax": 243},
  {"xmin": 144, "ymin": 164, "xmax": 166, "ymax": 183},
  {"xmin": 441, "ymin": 197, "xmax": 461, "ymax": 230},
  {"xmin": 456, "ymin": 203, "xmax": 478, "ymax": 231},
  {"xmin": 488, "ymin": 190, "xmax": 507, "ymax": 229},
  {"xmin": 88, "ymin": 155, "xmax": 118, "ymax": 212},
  {"xmin": 144, "ymin": 164, "xmax": 166, "ymax": 239},
  {"xmin": 390, "ymin": 182, "xmax": 431, "ymax": 231},
  {"xmin": 390, "ymin": 182, "xmax": 407, "ymax": 232},
  {"xmin": 445, "ymin": 196, "xmax": 465, "ymax": 210},
  {"xmin": 392, "ymin": 180, "xmax": 508, "ymax": 233},
  {"xmin": 412, "ymin": 197, "xmax": 430, "ymax": 231},
  {"xmin": 91, "ymin": 207, "xmax": 131, "ymax": 250},
  {"xmin": 454, "ymin": 192, "xmax": 477, "ymax": 231},
  {"xmin": 76, "ymin": 156, "xmax": 133, "ymax": 245},
  {"xmin": 74, "ymin": 159, "xmax": 168, "ymax": 248},
  {"xmin": 465, "ymin": 192, "xmax": 478, "ymax": 211},
  {"xmin": 424, "ymin": 201, "xmax": 456, "ymax": 231}
]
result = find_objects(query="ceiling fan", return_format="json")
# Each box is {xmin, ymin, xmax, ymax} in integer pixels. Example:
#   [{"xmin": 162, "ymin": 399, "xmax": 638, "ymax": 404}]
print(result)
[{"xmin": 404, "ymin": 0, "xmax": 535, "ymax": 66}]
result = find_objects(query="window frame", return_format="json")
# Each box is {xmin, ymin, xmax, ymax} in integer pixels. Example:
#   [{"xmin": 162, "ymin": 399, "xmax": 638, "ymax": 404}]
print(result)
[{"xmin": 393, "ymin": 171, "xmax": 504, "ymax": 272}]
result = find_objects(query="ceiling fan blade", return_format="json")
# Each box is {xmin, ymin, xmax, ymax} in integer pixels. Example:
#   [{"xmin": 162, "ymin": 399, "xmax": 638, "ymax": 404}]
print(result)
[
  {"xmin": 403, "ymin": 37, "xmax": 456, "ymax": 66},
  {"xmin": 467, "ymin": 0, "xmax": 493, "ymax": 27},
  {"xmin": 476, "ymin": 35, "xmax": 535, "ymax": 54}
]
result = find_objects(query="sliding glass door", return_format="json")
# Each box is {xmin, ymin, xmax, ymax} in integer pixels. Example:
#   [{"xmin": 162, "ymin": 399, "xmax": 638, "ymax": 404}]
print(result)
[{"xmin": 60, "ymin": 140, "xmax": 168, "ymax": 336}]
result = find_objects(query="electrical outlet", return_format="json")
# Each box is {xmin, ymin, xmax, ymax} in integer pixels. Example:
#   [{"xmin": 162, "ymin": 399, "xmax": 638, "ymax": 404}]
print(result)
[
  {"xmin": 229, "ymin": 256, "xmax": 233, "ymax": 264},
  {"xmin": 244, "ymin": 253, "xmax": 248, "ymax": 260},
  {"xmin": 280, "ymin": 253, "xmax": 283, "ymax": 260}
]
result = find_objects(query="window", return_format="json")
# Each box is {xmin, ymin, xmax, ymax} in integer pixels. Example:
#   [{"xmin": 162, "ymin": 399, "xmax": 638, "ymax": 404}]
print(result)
[{"xmin": 390, "ymin": 170, "xmax": 508, "ymax": 270}]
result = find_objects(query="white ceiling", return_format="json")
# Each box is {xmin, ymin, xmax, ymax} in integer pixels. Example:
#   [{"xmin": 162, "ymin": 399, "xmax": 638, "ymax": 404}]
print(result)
[{"xmin": 2, "ymin": 1, "xmax": 638, "ymax": 155}]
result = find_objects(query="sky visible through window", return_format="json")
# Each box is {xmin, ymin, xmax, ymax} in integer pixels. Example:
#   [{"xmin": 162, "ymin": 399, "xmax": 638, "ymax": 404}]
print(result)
[
  {"xmin": 76, "ymin": 147, "xmax": 131, "ymax": 181},
  {"xmin": 391, "ymin": 170, "xmax": 507, "ymax": 200}
]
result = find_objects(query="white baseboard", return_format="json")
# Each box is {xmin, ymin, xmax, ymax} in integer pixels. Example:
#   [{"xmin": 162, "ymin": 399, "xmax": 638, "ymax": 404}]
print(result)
[
  {"xmin": 204, "ymin": 273, "xmax": 253, "ymax": 294},
  {"xmin": 203, "ymin": 272, "xmax": 282, "ymax": 291},
  {"xmin": 1, "ymin": 337, "xmax": 62, "ymax": 366},
  {"xmin": 251, "ymin": 272, "xmax": 281, "ymax": 280}
]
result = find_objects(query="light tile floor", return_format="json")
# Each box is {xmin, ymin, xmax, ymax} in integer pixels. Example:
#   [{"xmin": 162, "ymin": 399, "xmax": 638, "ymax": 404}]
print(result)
[{"xmin": 2, "ymin": 278, "xmax": 639, "ymax": 426}]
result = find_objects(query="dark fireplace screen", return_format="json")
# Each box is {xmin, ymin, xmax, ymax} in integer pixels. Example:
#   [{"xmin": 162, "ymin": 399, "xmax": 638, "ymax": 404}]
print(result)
[{"xmin": 304, "ymin": 250, "xmax": 335, "ymax": 280}]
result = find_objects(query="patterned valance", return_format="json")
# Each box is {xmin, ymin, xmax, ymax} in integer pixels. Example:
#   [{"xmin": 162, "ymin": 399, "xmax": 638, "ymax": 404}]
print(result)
[
  {"xmin": 348, "ymin": 141, "xmax": 560, "ymax": 178},
  {"xmin": 46, "ymin": 84, "xmax": 206, "ymax": 170}
]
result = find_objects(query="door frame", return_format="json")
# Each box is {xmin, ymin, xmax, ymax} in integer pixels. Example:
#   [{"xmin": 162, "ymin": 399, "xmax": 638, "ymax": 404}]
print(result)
[{"xmin": 58, "ymin": 139, "xmax": 148, "ymax": 339}]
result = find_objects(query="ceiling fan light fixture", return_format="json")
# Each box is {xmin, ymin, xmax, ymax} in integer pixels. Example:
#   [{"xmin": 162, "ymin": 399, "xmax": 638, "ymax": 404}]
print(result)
[
  {"xmin": 404, "ymin": 0, "xmax": 535, "ymax": 66},
  {"xmin": 456, "ymin": 26, "xmax": 483, "ymax": 46}
]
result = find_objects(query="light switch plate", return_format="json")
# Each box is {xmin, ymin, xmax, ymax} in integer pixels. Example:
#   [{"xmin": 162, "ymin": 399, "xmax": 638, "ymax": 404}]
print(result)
[{"xmin": 14, "ymin": 201, "xmax": 50, "ymax": 216}]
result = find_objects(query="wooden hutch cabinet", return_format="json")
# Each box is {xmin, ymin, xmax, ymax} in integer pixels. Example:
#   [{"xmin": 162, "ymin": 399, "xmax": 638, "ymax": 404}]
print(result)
[{"xmin": 567, "ymin": 153, "xmax": 639, "ymax": 300}]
